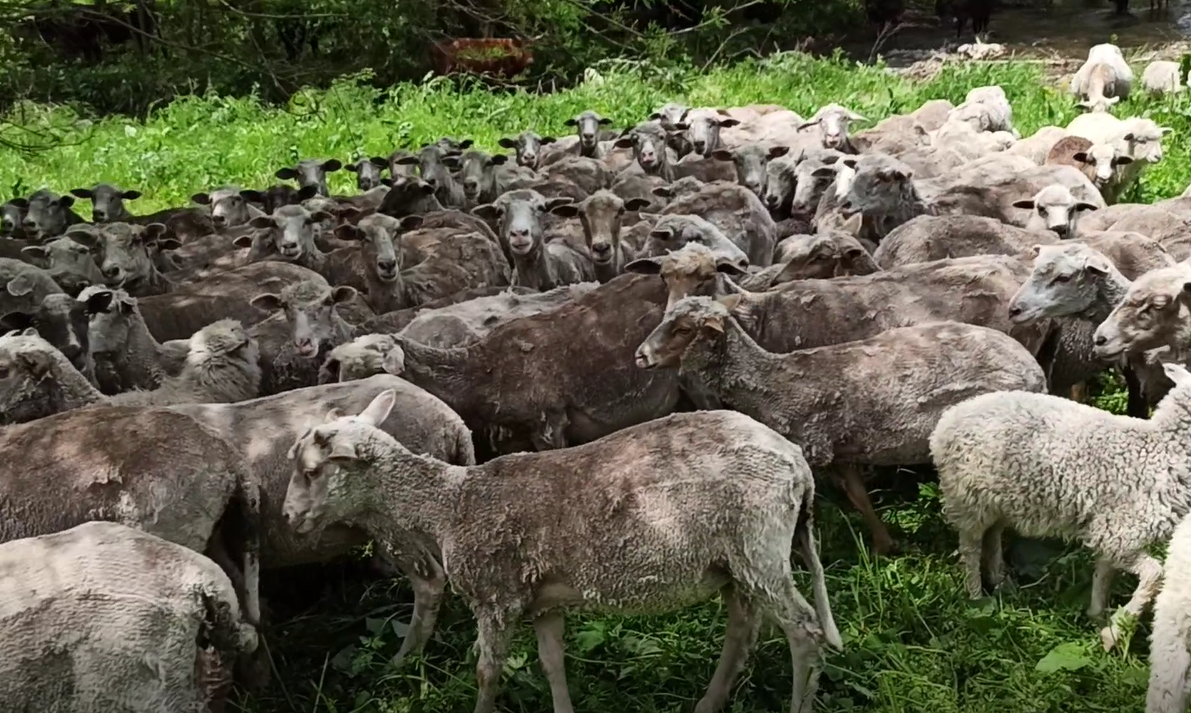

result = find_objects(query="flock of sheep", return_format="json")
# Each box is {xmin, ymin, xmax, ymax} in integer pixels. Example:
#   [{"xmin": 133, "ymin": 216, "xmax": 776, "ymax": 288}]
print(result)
[{"xmin": 6, "ymin": 40, "xmax": 1191, "ymax": 712}]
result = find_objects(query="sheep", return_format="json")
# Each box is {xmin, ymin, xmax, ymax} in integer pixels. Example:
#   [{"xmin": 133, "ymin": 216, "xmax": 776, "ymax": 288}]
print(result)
[
  {"xmin": 68, "ymin": 182, "xmax": 213, "ymax": 241},
  {"xmin": 1094, "ymin": 262, "xmax": 1191, "ymax": 361},
  {"xmin": 1066, "ymin": 114, "xmax": 1170, "ymax": 195},
  {"xmin": 450, "ymin": 149, "xmax": 534, "ymax": 206},
  {"xmin": 674, "ymin": 107, "xmax": 742, "ymax": 158},
  {"xmin": 766, "ymin": 231, "xmax": 878, "ymax": 282},
  {"xmin": 249, "ymin": 281, "xmax": 360, "ymax": 395},
  {"xmin": 283, "ymin": 392, "xmax": 840, "ymax": 713},
  {"xmin": 191, "ymin": 185, "xmax": 271, "ymax": 230},
  {"xmin": 319, "ymin": 333, "xmax": 406, "ymax": 383},
  {"xmin": 331, "ymin": 212, "xmax": 440, "ymax": 313},
  {"xmin": 65, "ymin": 221, "xmax": 178, "ymax": 297},
  {"xmin": 104, "ymin": 319, "xmax": 261, "ymax": 407},
  {"xmin": 626, "ymin": 245, "xmax": 1049, "ymax": 355},
  {"xmin": 1070, "ymin": 44, "xmax": 1133, "ymax": 112},
  {"xmin": 544, "ymin": 191, "xmax": 650, "ymax": 283},
  {"xmin": 394, "ymin": 145, "xmax": 466, "ymax": 209},
  {"xmin": 396, "ymin": 282, "xmax": 598, "ymax": 350},
  {"xmin": 929, "ymin": 361, "xmax": 1191, "ymax": 651},
  {"xmin": 1007, "ymin": 239, "xmax": 1176, "ymax": 416},
  {"xmin": 274, "ymin": 158, "xmax": 343, "ymax": 197},
  {"xmin": 543, "ymin": 155, "xmax": 612, "ymax": 198},
  {"xmin": 2, "ymin": 292, "xmax": 93, "ymax": 382},
  {"xmin": 639, "ymin": 214, "xmax": 750, "ymax": 271},
  {"xmin": 390, "ymin": 272, "xmax": 716, "ymax": 459},
  {"xmin": 344, "ymin": 157, "xmax": 388, "ymax": 191},
  {"xmin": 871, "ymin": 215, "xmax": 1050, "ymax": 269},
  {"xmin": 613, "ymin": 121, "xmax": 678, "ymax": 182},
  {"xmin": 661, "ymin": 180, "xmax": 777, "ymax": 266},
  {"xmin": 1142, "ymin": 60, "xmax": 1183, "ymax": 95},
  {"xmin": 1147, "ymin": 512, "xmax": 1191, "ymax": 713},
  {"xmin": 20, "ymin": 235, "xmax": 104, "ymax": 296},
  {"xmin": 1007, "ymin": 126, "xmax": 1071, "ymax": 165},
  {"xmin": 563, "ymin": 109, "xmax": 613, "ymax": 159},
  {"xmin": 0, "ymin": 521, "xmax": 259, "ymax": 713},
  {"xmin": 80, "ymin": 286, "xmax": 185, "ymax": 394},
  {"xmin": 945, "ymin": 85, "xmax": 1016, "ymax": 135},
  {"xmin": 0, "ymin": 199, "xmax": 27, "ymax": 239},
  {"xmin": 473, "ymin": 189, "xmax": 593, "ymax": 291},
  {"xmin": 1012, "ymin": 185, "xmax": 1100, "ymax": 238},
  {"xmin": 799, "ymin": 104, "xmax": 866, "ymax": 152},
  {"xmin": 711, "ymin": 142, "xmax": 792, "ymax": 200},
  {"xmin": 0, "ymin": 257, "xmax": 65, "ymax": 318},
  {"xmin": 638, "ymin": 295, "xmax": 1046, "ymax": 553},
  {"xmin": 1044, "ymin": 135, "xmax": 1134, "ymax": 203},
  {"xmin": 498, "ymin": 130, "xmax": 557, "ymax": 170},
  {"xmin": 14, "ymin": 188, "xmax": 85, "ymax": 241},
  {"xmin": 171, "ymin": 373, "xmax": 472, "ymax": 660}
]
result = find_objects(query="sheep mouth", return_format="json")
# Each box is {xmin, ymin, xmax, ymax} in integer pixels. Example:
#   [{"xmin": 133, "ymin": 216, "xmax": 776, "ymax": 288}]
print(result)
[
  {"xmin": 635, "ymin": 354, "xmax": 655, "ymax": 369},
  {"xmin": 638, "ymin": 157, "xmax": 658, "ymax": 169},
  {"xmin": 295, "ymin": 344, "xmax": 319, "ymax": 358},
  {"xmin": 278, "ymin": 246, "xmax": 302, "ymax": 259},
  {"xmin": 509, "ymin": 240, "xmax": 534, "ymax": 255},
  {"xmin": 1093, "ymin": 342, "xmax": 1125, "ymax": 360},
  {"xmin": 376, "ymin": 268, "xmax": 399, "ymax": 282}
]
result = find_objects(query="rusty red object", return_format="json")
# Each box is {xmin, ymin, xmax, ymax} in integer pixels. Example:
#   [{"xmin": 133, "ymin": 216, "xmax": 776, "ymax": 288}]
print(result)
[{"xmin": 430, "ymin": 38, "xmax": 534, "ymax": 78}]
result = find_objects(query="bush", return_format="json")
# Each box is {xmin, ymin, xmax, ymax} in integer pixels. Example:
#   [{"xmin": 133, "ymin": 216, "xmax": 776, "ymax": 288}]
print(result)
[{"xmin": 5, "ymin": 52, "xmax": 1171, "ymax": 712}]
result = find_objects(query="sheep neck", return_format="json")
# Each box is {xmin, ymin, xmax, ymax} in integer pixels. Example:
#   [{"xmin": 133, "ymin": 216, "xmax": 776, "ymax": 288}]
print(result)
[
  {"xmin": 171, "ymin": 352, "xmax": 261, "ymax": 403},
  {"xmin": 512, "ymin": 240, "xmax": 558, "ymax": 291},
  {"xmin": 1091, "ymin": 269, "xmax": 1132, "ymax": 323},
  {"xmin": 679, "ymin": 317, "xmax": 818, "ymax": 432},
  {"xmin": 56, "ymin": 359, "xmax": 106, "ymax": 410},
  {"xmin": 347, "ymin": 435, "xmax": 459, "ymax": 548},
  {"xmin": 364, "ymin": 266, "xmax": 407, "ymax": 315},
  {"xmin": 393, "ymin": 336, "xmax": 474, "ymax": 409}
]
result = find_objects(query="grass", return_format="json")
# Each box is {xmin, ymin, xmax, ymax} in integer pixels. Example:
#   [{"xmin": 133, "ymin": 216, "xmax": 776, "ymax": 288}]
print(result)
[{"xmin": 8, "ymin": 50, "xmax": 1188, "ymax": 712}]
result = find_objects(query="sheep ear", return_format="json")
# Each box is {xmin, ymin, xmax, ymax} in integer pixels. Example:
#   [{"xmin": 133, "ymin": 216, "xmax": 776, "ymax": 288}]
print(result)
[
  {"xmin": 357, "ymin": 389, "xmax": 396, "ymax": 427},
  {"xmin": 624, "ymin": 257, "xmax": 663, "ymax": 275},
  {"xmin": 702, "ymin": 315, "xmax": 725, "ymax": 333},
  {"xmin": 323, "ymin": 407, "xmax": 346, "ymax": 423},
  {"xmin": 716, "ymin": 293, "xmax": 743, "ymax": 311},
  {"xmin": 1075, "ymin": 202, "xmax": 1099, "ymax": 212},
  {"xmin": 1163, "ymin": 362, "xmax": 1191, "ymax": 387},
  {"xmin": 1012, "ymin": 199, "xmax": 1036, "ymax": 210},
  {"xmin": 381, "ymin": 344, "xmax": 405, "ymax": 376}
]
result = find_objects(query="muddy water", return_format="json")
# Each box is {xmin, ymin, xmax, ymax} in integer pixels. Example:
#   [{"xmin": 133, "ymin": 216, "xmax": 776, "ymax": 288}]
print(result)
[{"xmin": 844, "ymin": 0, "xmax": 1191, "ymax": 61}]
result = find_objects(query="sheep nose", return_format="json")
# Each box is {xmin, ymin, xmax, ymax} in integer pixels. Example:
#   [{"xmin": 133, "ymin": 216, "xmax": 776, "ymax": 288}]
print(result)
[
  {"xmin": 60, "ymin": 342, "xmax": 81, "ymax": 359},
  {"xmin": 693, "ymin": 141, "xmax": 706, "ymax": 154},
  {"xmin": 21, "ymin": 219, "xmax": 35, "ymax": 229},
  {"xmin": 93, "ymin": 210, "xmax": 107, "ymax": 221},
  {"xmin": 212, "ymin": 215, "xmax": 227, "ymax": 227},
  {"xmin": 377, "ymin": 258, "xmax": 397, "ymax": 271},
  {"xmin": 1007, "ymin": 304, "xmax": 1022, "ymax": 318},
  {"xmin": 1094, "ymin": 334, "xmax": 1107, "ymax": 346},
  {"xmin": 102, "ymin": 266, "xmax": 122, "ymax": 279},
  {"xmin": 765, "ymin": 194, "xmax": 780, "ymax": 208},
  {"xmin": 1052, "ymin": 224, "xmax": 1068, "ymax": 237}
]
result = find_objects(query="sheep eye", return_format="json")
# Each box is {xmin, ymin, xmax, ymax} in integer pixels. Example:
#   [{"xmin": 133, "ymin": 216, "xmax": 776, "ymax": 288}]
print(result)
[
  {"xmin": 0, "ymin": 366, "xmax": 9, "ymax": 379},
  {"xmin": 1052, "ymin": 273, "xmax": 1071, "ymax": 283}
]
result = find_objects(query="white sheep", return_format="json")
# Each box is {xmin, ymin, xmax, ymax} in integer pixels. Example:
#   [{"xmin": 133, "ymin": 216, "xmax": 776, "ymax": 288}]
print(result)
[
  {"xmin": 930, "ymin": 362, "xmax": 1191, "ymax": 651},
  {"xmin": 1071, "ymin": 43, "xmax": 1133, "ymax": 112},
  {"xmin": 1148, "ymin": 512, "xmax": 1191, "ymax": 713},
  {"xmin": 1142, "ymin": 60, "xmax": 1184, "ymax": 95},
  {"xmin": 1011, "ymin": 184, "xmax": 1099, "ymax": 238}
]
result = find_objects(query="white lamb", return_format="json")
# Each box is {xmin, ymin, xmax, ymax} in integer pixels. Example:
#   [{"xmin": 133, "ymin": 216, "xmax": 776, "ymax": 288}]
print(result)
[
  {"xmin": 1070, "ymin": 43, "xmax": 1133, "ymax": 112},
  {"xmin": 1148, "ymin": 512, "xmax": 1191, "ymax": 713},
  {"xmin": 1142, "ymin": 60, "xmax": 1184, "ymax": 96},
  {"xmin": 929, "ymin": 362, "xmax": 1191, "ymax": 652}
]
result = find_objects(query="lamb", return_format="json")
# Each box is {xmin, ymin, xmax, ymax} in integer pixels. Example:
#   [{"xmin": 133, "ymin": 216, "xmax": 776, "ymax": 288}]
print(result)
[
  {"xmin": 929, "ymin": 361, "xmax": 1191, "ymax": 651},
  {"xmin": 473, "ymin": 189, "xmax": 593, "ymax": 291},
  {"xmin": 0, "ymin": 521, "xmax": 259, "ymax": 713},
  {"xmin": 1146, "ymin": 512, "xmax": 1191, "ymax": 713},
  {"xmin": 1070, "ymin": 43, "xmax": 1133, "ymax": 111},
  {"xmin": 283, "ymin": 393, "xmax": 840, "ymax": 713},
  {"xmin": 1142, "ymin": 60, "xmax": 1184, "ymax": 95},
  {"xmin": 873, "ymin": 215, "xmax": 1052, "ymax": 270},
  {"xmin": 638, "ymin": 296, "xmax": 1046, "ymax": 554},
  {"xmin": 1012, "ymin": 185, "xmax": 1100, "ymax": 238},
  {"xmin": 944, "ymin": 85, "xmax": 1016, "ymax": 135}
]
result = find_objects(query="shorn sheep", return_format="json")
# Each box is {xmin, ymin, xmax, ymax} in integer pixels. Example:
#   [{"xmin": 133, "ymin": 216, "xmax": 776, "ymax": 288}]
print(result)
[
  {"xmin": 282, "ymin": 391, "xmax": 840, "ymax": 713},
  {"xmin": 930, "ymin": 362, "xmax": 1191, "ymax": 652}
]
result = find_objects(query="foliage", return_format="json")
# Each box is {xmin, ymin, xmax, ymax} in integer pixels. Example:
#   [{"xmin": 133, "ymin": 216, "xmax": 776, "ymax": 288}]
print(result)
[{"xmin": 3, "ymin": 52, "xmax": 1182, "ymax": 712}]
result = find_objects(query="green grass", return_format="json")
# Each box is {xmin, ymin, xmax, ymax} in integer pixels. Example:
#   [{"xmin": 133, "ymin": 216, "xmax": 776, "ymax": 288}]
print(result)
[{"xmin": 10, "ymin": 51, "xmax": 1185, "ymax": 712}]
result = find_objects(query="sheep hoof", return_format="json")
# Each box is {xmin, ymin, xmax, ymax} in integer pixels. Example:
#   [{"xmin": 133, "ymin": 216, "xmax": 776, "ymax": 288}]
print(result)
[{"xmin": 1099, "ymin": 625, "xmax": 1119, "ymax": 652}]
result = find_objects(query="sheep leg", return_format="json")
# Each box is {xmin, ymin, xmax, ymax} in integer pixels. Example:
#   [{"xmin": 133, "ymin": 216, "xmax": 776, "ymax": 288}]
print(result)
[
  {"xmin": 958, "ymin": 527, "xmax": 986, "ymax": 598},
  {"xmin": 1100, "ymin": 554, "xmax": 1163, "ymax": 651},
  {"xmin": 763, "ymin": 578, "xmax": 824, "ymax": 713},
  {"xmin": 1124, "ymin": 365, "xmax": 1148, "ymax": 418},
  {"xmin": 981, "ymin": 524, "xmax": 1006, "ymax": 589},
  {"xmin": 695, "ymin": 584, "xmax": 760, "ymax": 713},
  {"xmin": 1088, "ymin": 557, "xmax": 1116, "ymax": 619},
  {"xmin": 390, "ymin": 551, "xmax": 447, "ymax": 667},
  {"xmin": 472, "ymin": 613, "xmax": 515, "ymax": 713},
  {"xmin": 1068, "ymin": 382, "xmax": 1088, "ymax": 404},
  {"xmin": 833, "ymin": 464, "xmax": 894, "ymax": 555},
  {"xmin": 533, "ymin": 612, "xmax": 575, "ymax": 713},
  {"xmin": 531, "ymin": 411, "xmax": 570, "ymax": 451}
]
